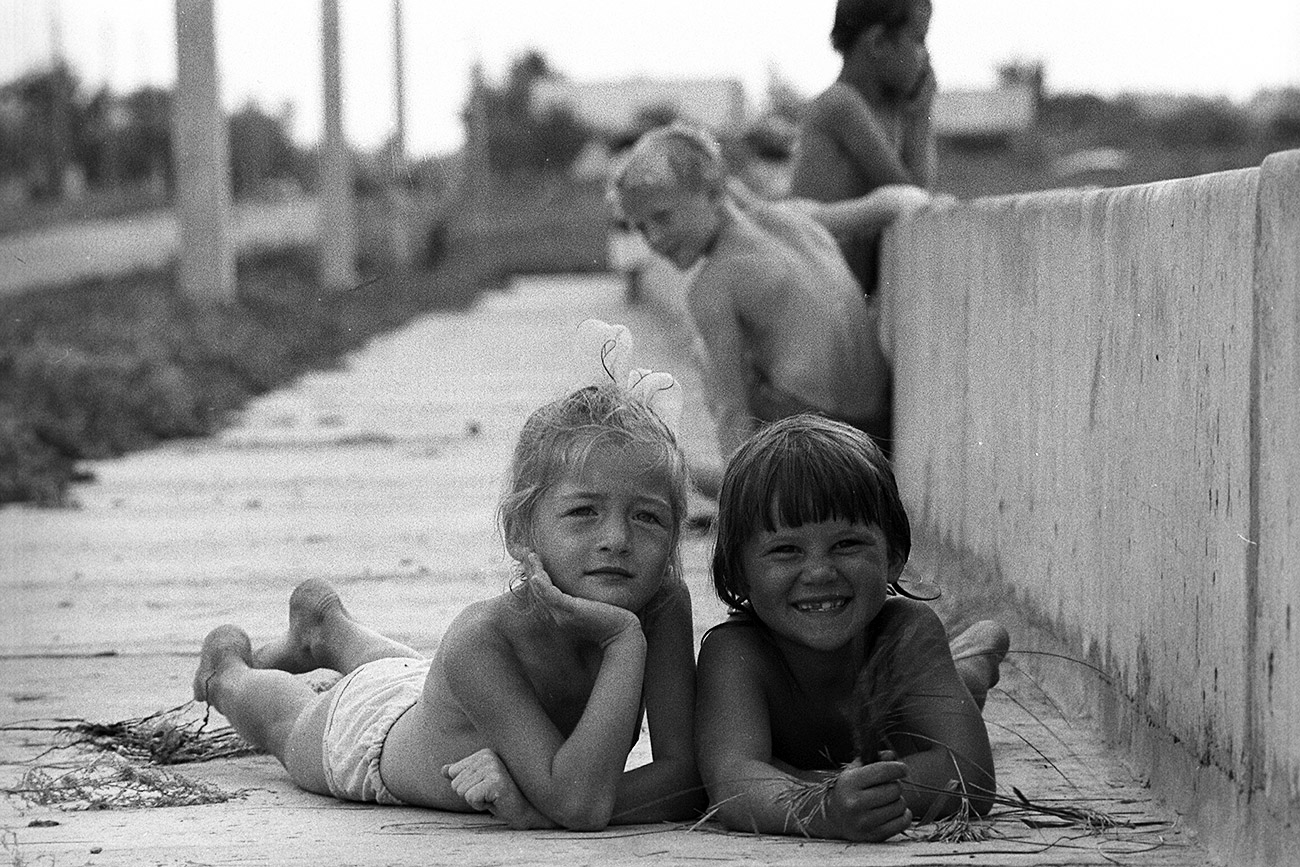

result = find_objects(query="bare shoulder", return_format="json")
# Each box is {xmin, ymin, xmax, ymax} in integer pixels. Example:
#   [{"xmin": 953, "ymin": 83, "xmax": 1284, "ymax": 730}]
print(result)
[
  {"xmin": 877, "ymin": 596, "xmax": 946, "ymax": 637},
  {"xmin": 437, "ymin": 594, "xmax": 517, "ymax": 665},
  {"xmin": 872, "ymin": 597, "xmax": 953, "ymax": 675},
  {"xmin": 654, "ymin": 570, "xmax": 692, "ymax": 608},
  {"xmin": 690, "ymin": 241, "xmax": 783, "ymax": 306},
  {"xmin": 803, "ymin": 81, "xmax": 857, "ymax": 120},
  {"xmin": 638, "ymin": 572, "xmax": 692, "ymax": 630},
  {"xmin": 698, "ymin": 618, "xmax": 777, "ymax": 673}
]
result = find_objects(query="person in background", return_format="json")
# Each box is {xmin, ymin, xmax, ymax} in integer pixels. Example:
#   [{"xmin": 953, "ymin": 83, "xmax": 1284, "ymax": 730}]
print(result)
[
  {"xmin": 789, "ymin": 0, "xmax": 937, "ymax": 296},
  {"xmin": 610, "ymin": 123, "xmax": 933, "ymax": 494}
]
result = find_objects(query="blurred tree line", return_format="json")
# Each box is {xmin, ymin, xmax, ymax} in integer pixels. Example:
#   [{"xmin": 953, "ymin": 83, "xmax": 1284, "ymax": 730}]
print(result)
[
  {"xmin": 0, "ymin": 53, "xmax": 591, "ymax": 209},
  {"xmin": 0, "ymin": 61, "xmax": 308, "ymax": 201},
  {"xmin": 467, "ymin": 50, "xmax": 590, "ymax": 179},
  {"xmin": 1040, "ymin": 90, "xmax": 1300, "ymax": 151},
  {"xmin": 3, "ymin": 53, "xmax": 1296, "ymax": 211}
]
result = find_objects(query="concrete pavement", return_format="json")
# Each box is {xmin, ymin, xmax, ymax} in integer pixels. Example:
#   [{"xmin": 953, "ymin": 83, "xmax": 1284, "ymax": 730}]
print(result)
[{"xmin": 0, "ymin": 274, "xmax": 1218, "ymax": 865}]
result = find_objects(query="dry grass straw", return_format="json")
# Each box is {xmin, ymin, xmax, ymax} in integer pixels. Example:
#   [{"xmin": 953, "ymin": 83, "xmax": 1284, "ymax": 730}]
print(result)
[
  {"xmin": 770, "ymin": 624, "xmax": 1135, "ymax": 845},
  {"xmin": 772, "ymin": 773, "xmax": 837, "ymax": 836},
  {"xmin": 3, "ymin": 700, "xmax": 257, "ymax": 766},
  {"xmin": 919, "ymin": 785, "xmax": 992, "ymax": 843},
  {"xmin": 1, "ymin": 701, "xmax": 256, "ymax": 811},
  {"xmin": 7, "ymin": 753, "xmax": 239, "ymax": 811}
]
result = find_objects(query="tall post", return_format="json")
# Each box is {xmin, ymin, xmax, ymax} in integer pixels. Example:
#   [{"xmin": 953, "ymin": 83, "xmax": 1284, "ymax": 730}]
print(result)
[
  {"xmin": 173, "ymin": 0, "xmax": 235, "ymax": 301},
  {"xmin": 461, "ymin": 60, "xmax": 490, "ymax": 207},
  {"xmin": 319, "ymin": 0, "xmax": 357, "ymax": 290},
  {"xmin": 392, "ymin": 0, "xmax": 407, "ymax": 168},
  {"xmin": 386, "ymin": 0, "xmax": 411, "ymax": 266},
  {"xmin": 46, "ymin": 7, "xmax": 70, "ymax": 199}
]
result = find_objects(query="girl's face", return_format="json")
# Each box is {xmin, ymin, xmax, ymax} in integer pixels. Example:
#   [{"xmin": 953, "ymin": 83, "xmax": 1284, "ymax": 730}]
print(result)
[
  {"xmin": 519, "ymin": 446, "xmax": 676, "ymax": 613},
  {"xmin": 618, "ymin": 181, "xmax": 721, "ymax": 271},
  {"xmin": 739, "ymin": 515, "xmax": 901, "ymax": 654}
]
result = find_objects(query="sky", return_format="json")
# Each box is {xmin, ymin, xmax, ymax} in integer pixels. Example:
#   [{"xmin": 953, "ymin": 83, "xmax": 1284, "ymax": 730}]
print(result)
[{"xmin": 2, "ymin": 0, "xmax": 1298, "ymax": 158}]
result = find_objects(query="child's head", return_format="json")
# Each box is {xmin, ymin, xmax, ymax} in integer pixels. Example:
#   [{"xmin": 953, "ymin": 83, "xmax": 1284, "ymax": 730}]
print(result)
[
  {"xmin": 711, "ymin": 414, "xmax": 911, "ymax": 612},
  {"xmin": 831, "ymin": 0, "xmax": 932, "ymax": 100},
  {"xmin": 610, "ymin": 124, "xmax": 728, "ymax": 271},
  {"xmin": 612, "ymin": 123, "xmax": 726, "ymax": 200},
  {"xmin": 500, "ymin": 382, "xmax": 689, "ymax": 585},
  {"xmin": 831, "ymin": 0, "xmax": 929, "ymax": 53}
]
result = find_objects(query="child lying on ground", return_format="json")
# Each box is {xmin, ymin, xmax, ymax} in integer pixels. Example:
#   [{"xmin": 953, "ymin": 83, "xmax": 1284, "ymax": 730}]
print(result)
[
  {"xmin": 193, "ymin": 371, "xmax": 703, "ymax": 829},
  {"xmin": 695, "ymin": 414, "xmax": 1007, "ymax": 841}
]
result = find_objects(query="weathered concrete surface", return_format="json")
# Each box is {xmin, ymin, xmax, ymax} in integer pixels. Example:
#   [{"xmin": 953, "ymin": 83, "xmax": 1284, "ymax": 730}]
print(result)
[
  {"xmin": 0, "ymin": 199, "xmax": 317, "ymax": 298},
  {"xmin": 1, "ymin": 275, "xmax": 1215, "ymax": 865},
  {"xmin": 1250, "ymin": 149, "xmax": 1300, "ymax": 854},
  {"xmin": 882, "ymin": 151, "xmax": 1300, "ymax": 866}
]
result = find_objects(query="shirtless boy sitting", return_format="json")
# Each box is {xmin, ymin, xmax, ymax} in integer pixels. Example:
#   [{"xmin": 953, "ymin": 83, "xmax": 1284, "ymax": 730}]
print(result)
[
  {"xmin": 791, "ymin": 0, "xmax": 938, "ymax": 295},
  {"xmin": 610, "ymin": 123, "xmax": 932, "ymax": 492}
]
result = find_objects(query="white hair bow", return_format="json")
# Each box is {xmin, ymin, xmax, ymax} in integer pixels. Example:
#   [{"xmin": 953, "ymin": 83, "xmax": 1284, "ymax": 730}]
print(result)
[{"xmin": 571, "ymin": 318, "xmax": 684, "ymax": 436}]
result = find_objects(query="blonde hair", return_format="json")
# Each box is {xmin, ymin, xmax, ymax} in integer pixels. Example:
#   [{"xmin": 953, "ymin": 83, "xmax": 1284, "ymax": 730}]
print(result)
[
  {"xmin": 611, "ymin": 123, "xmax": 726, "ymax": 202},
  {"xmin": 499, "ymin": 383, "xmax": 689, "ymax": 579}
]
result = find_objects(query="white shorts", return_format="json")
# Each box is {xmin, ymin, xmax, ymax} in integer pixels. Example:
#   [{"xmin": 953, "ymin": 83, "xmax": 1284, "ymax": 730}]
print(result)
[{"xmin": 320, "ymin": 657, "xmax": 431, "ymax": 804}]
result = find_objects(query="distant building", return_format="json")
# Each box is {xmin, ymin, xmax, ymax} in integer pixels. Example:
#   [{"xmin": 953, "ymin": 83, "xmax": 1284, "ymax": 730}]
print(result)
[
  {"xmin": 1124, "ymin": 91, "xmax": 1210, "ymax": 118},
  {"xmin": 933, "ymin": 83, "xmax": 1039, "ymax": 145},
  {"xmin": 531, "ymin": 76, "xmax": 749, "ymax": 136}
]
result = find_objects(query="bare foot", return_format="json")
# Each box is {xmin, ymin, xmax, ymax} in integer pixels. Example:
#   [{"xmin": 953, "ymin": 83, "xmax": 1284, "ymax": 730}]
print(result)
[
  {"xmin": 194, "ymin": 625, "xmax": 253, "ymax": 703},
  {"xmin": 252, "ymin": 578, "xmax": 351, "ymax": 673},
  {"xmin": 950, "ymin": 620, "xmax": 1011, "ymax": 710}
]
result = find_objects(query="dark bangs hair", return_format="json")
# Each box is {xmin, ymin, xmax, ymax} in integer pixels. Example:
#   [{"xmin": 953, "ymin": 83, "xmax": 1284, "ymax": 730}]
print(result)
[
  {"xmin": 831, "ymin": 0, "xmax": 917, "ymax": 54},
  {"xmin": 711, "ymin": 414, "xmax": 911, "ymax": 611}
]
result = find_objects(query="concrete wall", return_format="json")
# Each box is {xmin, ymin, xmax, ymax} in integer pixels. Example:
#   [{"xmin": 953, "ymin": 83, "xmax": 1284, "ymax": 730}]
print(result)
[{"xmin": 882, "ymin": 150, "xmax": 1300, "ymax": 864}]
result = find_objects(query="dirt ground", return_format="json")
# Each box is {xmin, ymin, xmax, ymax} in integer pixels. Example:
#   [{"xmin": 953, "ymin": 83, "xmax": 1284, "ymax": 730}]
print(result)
[{"xmin": 0, "ymin": 275, "xmax": 1219, "ymax": 866}]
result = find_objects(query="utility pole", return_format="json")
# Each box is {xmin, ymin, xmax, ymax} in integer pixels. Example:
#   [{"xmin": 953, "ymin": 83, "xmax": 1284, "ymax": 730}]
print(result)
[
  {"xmin": 392, "ymin": 0, "xmax": 407, "ymax": 168},
  {"xmin": 461, "ymin": 59, "xmax": 490, "ymax": 207},
  {"xmin": 46, "ymin": 4, "xmax": 70, "ymax": 200},
  {"xmin": 387, "ymin": 0, "xmax": 411, "ymax": 266},
  {"xmin": 173, "ymin": 0, "xmax": 235, "ymax": 301},
  {"xmin": 319, "ymin": 0, "xmax": 358, "ymax": 291}
]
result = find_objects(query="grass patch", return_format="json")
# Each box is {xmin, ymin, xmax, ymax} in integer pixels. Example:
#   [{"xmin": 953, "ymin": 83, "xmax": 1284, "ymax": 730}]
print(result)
[{"xmin": 0, "ymin": 179, "xmax": 610, "ymax": 506}]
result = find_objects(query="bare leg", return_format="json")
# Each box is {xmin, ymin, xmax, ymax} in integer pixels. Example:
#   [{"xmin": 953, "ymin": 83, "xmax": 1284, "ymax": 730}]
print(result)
[
  {"xmin": 949, "ymin": 620, "xmax": 1010, "ymax": 711},
  {"xmin": 194, "ymin": 625, "xmax": 319, "ymax": 761},
  {"xmin": 252, "ymin": 578, "xmax": 422, "ymax": 675}
]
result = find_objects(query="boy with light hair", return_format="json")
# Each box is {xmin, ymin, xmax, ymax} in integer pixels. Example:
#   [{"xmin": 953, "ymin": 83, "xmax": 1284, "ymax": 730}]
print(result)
[{"xmin": 610, "ymin": 123, "xmax": 933, "ymax": 493}]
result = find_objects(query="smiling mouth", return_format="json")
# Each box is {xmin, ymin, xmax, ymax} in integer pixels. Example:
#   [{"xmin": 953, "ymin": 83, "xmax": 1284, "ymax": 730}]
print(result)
[{"xmin": 793, "ymin": 598, "xmax": 849, "ymax": 613}]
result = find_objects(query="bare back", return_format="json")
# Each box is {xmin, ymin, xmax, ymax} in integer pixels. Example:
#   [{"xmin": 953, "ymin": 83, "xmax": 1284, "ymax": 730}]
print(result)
[{"xmin": 685, "ymin": 201, "xmax": 890, "ymax": 454}]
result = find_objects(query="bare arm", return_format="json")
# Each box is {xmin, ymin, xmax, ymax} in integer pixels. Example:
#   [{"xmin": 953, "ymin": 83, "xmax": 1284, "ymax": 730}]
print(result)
[
  {"xmin": 441, "ymin": 560, "xmax": 646, "ymax": 830},
  {"xmin": 443, "ymin": 748, "xmax": 557, "ymax": 829},
  {"xmin": 791, "ymin": 184, "xmax": 933, "ymax": 242},
  {"xmin": 685, "ymin": 264, "xmax": 762, "ymax": 459},
  {"xmin": 807, "ymin": 82, "xmax": 917, "ymax": 189},
  {"xmin": 898, "ymin": 64, "xmax": 938, "ymax": 188},
  {"xmin": 876, "ymin": 600, "xmax": 996, "ymax": 818},
  {"xmin": 695, "ymin": 630, "xmax": 913, "ymax": 841},
  {"xmin": 611, "ymin": 576, "xmax": 705, "ymax": 823}
]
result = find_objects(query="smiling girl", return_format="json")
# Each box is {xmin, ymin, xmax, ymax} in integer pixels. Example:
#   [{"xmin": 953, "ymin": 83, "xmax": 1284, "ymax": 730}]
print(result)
[{"xmin": 695, "ymin": 414, "xmax": 1001, "ymax": 841}]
